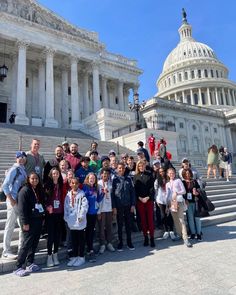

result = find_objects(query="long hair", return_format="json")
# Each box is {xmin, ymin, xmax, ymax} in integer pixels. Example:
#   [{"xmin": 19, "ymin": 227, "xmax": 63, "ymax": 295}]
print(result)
[
  {"xmin": 135, "ymin": 160, "xmax": 146, "ymax": 174},
  {"xmin": 157, "ymin": 168, "xmax": 167, "ymax": 187},
  {"xmin": 44, "ymin": 167, "xmax": 63, "ymax": 194},
  {"xmin": 83, "ymin": 172, "xmax": 98, "ymax": 189},
  {"xmin": 208, "ymin": 145, "xmax": 218, "ymax": 154}
]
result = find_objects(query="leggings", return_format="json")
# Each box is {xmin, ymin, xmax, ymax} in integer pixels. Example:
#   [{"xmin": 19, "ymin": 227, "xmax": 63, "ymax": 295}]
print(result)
[
  {"xmin": 86, "ymin": 214, "xmax": 97, "ymax": 252},
  {"xmin": 47, "ymin": 213, "xmax": 63, "ymax": 255}
]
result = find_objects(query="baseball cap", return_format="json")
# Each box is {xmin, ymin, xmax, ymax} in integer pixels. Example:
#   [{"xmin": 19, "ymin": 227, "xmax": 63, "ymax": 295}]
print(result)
[
  {"xmin": 153, "ymin": 159, "xmax": 161, "ymax": 166},
  {"xmin": 16, "ymin": 151, "xmax": 27, "ymax": 158},
  {"xmin": 101, "ymin": 156, "xmax": 110, "ymax": 163},
  {"xmin": 62, "ymin": 141, "xmax": 69, "ymax": 145}
]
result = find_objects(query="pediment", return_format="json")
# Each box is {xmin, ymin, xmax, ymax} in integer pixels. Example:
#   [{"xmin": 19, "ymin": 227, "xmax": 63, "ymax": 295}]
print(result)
[{"xmin": 0, "ymin": 0, "xmax": 98, "ymax": 43}]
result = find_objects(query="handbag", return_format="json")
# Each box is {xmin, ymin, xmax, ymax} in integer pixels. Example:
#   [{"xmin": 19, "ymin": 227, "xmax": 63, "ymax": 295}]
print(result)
[
  {"xmin": 170, "ymin": 198, "xmax": 178, "ymax": 212},
  {"xmin": 0, "ymin": 189, "xmax": 6, "ymax": 202},
  {"xmin": 196, "ymin": 188, "xmax": 215, "ymax": 214}
]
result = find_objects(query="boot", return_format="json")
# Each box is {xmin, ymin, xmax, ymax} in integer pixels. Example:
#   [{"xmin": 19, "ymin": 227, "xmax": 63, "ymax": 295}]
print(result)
[
  {"xmin": 52, "ymin": 253, "xmax": 60, "ymax": 266},
  {"xmin": 47, "ymin": 255, "xmax": 54, "ymax": 267},
  {"xmin": 143, "ymin": 235, "xmax": 149, "ymax": 246},
  {"xmin": 150, "ymin": 237, "xmax": 155, "ymax": 247}
]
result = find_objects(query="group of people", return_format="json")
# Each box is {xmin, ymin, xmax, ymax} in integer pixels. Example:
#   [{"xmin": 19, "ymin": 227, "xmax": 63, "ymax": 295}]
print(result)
[
  {"xmin": 1, "ymin": 137, "xmax": 208, "ymax": 277},
  {"xmin": 207, "ymin": 145, "xmax": 233, "ymax": 181}
]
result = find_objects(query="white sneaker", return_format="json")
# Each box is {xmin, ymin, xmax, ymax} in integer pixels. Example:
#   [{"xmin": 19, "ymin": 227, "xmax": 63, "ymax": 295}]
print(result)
[
  {"xmin": 107, "ymin": 243, "xmax": 115, "ymax": 252},
  {"xmin": 52, "ymin": 253, "xmax": 60, "ymax": 266},
  {"xmin": 47, "ymin": 255, "xmax": 54, "ymax": 267},
  {"xmin": 1, "ymin": 252, "xmax": 17, "ymax": 260},
  {"xmin": 169, "ymin": 231, "xmax": 176, "ymax": 240},
  {"xmin": 99, "ymin": 244, "xmax": 106, "ymax": 254},
  {"xmin": 73, "ymin": 257, "xmax": 85, "ymax": 267},
  {"xmin": 67, "ymin": 257, "xmax": 77, "ymax": 267},
  {"xmin": 226, "ymin": 179, "xmax": 230, "ymax": 182},
  {"xmin": 162, "ymin": 232, "xmax": 169, "ymax": 239}
]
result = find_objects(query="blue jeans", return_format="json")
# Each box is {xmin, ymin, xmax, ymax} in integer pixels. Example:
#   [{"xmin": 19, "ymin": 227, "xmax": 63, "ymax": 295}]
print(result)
[{"xmin": 187, "ymin": 202, "xmax": 201, "ymax": 235}]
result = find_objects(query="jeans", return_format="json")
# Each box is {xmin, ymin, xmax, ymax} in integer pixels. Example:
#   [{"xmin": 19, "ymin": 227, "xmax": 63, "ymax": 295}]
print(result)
[
  {"xmin": 116, "ymin": 206, "xmax": 132, "ymax": 244},
  {"xmin": 2, "ymin": 200, "xmax": 23, "ymax": 255},
  {"xmin": 187, "ymin": 202, "xmax": 202, "ymax": 235}
]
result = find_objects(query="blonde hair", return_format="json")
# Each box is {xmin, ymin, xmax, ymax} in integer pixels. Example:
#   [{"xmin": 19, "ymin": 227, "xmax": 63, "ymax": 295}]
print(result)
[
  {"xmin": 135, "ymin": 160, "xmax": 146, "ymax": 175},
  {"xmin": 83, "ymin": 172, "xmax": 98, "ymax": 188}
]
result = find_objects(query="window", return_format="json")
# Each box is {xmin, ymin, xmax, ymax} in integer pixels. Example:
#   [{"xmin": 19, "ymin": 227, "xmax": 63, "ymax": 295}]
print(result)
[
  {"xmin": 204, "ymin": 69, "xmax": 208, "ymax": 78},
  {"xmin": 168, "ymin": 77, "xmax": 171, "ymax": 86},
  {"xmin": 115, "ymin": 97, "xmax": 118, "ymax": 104},
  {"xmin": 192, "ymin": 125, "xmax": 196, "ymax": 131},
  {"xmin": 26, "ymin": 78, "xmax": 29, "ymax": 88},
  {"xmin": 198, "ymin": 70, "xmax": 201, "ymax": 78},
  {"xmin": 180, "ymin": 138, "xmax": 187, "ymax": 153},
  {"xmin": 194, "ymin": 93, "xmax": 198, "ymax": 105},
  {"xmin": 178, "ymin": 73, "xmax": 182, "ymax": 82},
  {"xmin": 205, "ymin": 126, "xmax": 209, "ymax": 132},
  {"xmin": 193, "ymin": 137, "xmax": 199, "ymax": 152},
  {"xmin": 68, "ymin": 87, "xmax": 71, "ymax": 96},
  {"xmin": 211, "ymin": 70, "xmax": 214, "ymax": 78},
  {"xmin": 191, "ymin": 70, "xmax": 195, "ymax": 79},
  {"xmin": 216, "ymin": 70, "xmax": 219, "ymax": 78},
  {"xmin": 202, "ymin": 93, "xmax": 206, "ymax": 105},
  {"xmin": 214, "ymin": 128, "xmax": 217, "ymax": 134},
  {"xmin": 187, "ymin": 95, "xmax": 191, "ymax": 104},
  {"xmin": 184, "ymin": 72, "xmax": 188, "ymax": 80},
  {"xmin": 179, "ymin": 122, "xmax": 184, "ymax": 129},
  {"xmin": 100, "ymin": 95, "xmax": 102, "ymax": 102},
  {"xmin": 173, "ymin": 76, "xmax": 176, "ymax": 84}
]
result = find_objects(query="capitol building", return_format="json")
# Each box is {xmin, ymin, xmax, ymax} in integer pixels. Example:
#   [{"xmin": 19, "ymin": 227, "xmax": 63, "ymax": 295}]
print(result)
[
  {"xmin": 141, "ymin": 10, "xmax": 236, "ymax": 167},
  {"xmin": 0, "ymin": 1, "xmax": 235, "ymax": 167}
]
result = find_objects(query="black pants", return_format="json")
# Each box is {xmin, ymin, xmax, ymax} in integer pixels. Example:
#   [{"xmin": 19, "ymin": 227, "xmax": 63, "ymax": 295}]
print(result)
[
  {"xmin": 47, "ymin": 213, "xmax": 63, "ymax": 255},
  {"xmin": 17, "ymin": 218, "xmax": 43, "ymax": 269},
  {"xmin": 155, "ymin": 202, "xmax": 163, "ymax": 229},
  {"xmin": 159, "ymin": 204, "xmax": 174, "ymax": 232},
  {"xmin": 86, "ymin": 214, "xmax": 97, "ymax": 252},
  {"xmin": 117, "ymin": 206, "xmax": 132, "ymax": 244},
  {"xmin": 71, "ymin": 229, "xmax": 85, "ymax": 257}
]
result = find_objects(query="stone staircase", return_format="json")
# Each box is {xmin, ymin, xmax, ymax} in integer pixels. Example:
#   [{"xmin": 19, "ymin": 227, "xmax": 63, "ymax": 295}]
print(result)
[{"xmin": 0, "ymin": 124, "xmax": 236, "ymax": 272}]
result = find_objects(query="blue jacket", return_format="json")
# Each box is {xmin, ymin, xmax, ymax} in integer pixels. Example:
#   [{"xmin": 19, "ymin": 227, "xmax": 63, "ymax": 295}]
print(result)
[
  {"xmin": 82, "ymin": 184, "xmax": 104, "ymax": 215},
  {"xmin": 2, "ymin": 164, "xmax": 27, "ymax": 200},
  {"xmin": 75, "ymin": 167, "xmax": 93, "ymax": 184}
]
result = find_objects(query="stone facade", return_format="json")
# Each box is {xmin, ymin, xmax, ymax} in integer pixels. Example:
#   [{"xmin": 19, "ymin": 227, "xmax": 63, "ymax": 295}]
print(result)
[{"xmin": 0, "ymin": 0, "xmax": 141, "ymax": 134}]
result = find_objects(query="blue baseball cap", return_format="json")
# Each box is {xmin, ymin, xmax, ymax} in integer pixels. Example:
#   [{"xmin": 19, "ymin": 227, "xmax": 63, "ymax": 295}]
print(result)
[{"xmin": 16, "ymin": 151, "xmax": 27, "ymax": 158}]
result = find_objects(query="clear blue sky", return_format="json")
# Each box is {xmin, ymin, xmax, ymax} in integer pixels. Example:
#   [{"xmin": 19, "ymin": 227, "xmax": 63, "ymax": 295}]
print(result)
[{"xmin": 38, "ymin": 0, "xmax": 236, "ymax": 101}]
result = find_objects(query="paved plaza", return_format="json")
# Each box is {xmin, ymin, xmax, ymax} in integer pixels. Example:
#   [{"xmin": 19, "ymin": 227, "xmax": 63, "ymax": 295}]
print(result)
[{"xmin": 0, "ymin": 221, "xmax": 236, "ymax": 295}]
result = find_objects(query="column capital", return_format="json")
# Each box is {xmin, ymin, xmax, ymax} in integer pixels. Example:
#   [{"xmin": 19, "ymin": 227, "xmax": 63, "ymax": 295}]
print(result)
[
  {"xmin": 16, "ymin": 40, "xmax": 30, "ymax": 50},
  {"xmin": 70, "ymin": 55, "xmax": 80, "ymax": 64},
  {"xmin": 60, "ymin": 64, "xmax": 70, "ymax": 72},
  {"xmin": 44, "ymin": 47, "xmax": 55, "ymax": 58},
  {"xmin": 92, "ymin": 60, "xmax": 101, "ymax": 70}
]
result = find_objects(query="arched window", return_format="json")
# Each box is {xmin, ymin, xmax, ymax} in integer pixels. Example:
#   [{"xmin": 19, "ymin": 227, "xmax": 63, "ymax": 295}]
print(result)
[
  {"xmin": 178, "ymin": 73, "xmax": 182, "ymax": 82},
  {"xmin": 204, "ymin": 69, "xmax": 208, "ymax": 78},
  {"xmin": 193, "ymin": 137, "xmax": 200, "ymax": 152},
  {"xmin": 191, "ymin": 70, "xmax": 195, "ymax": 79},
  {"xmin": 194, "ymin": 93, "xmax": 198, "ymax": 105},
  {"xmin": 184, "ymin": 72, "xmax": 188, "ymax": 80}
]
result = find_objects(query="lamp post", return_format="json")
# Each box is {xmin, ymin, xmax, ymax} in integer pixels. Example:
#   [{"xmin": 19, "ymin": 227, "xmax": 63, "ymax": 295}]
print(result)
[
  {"xmin": 0, "ymin": 40, "xmax": 8, "ymax": 82},
  {"xmin": 128, "ymin": 93, "xmax": 146, "ymax": 130}
]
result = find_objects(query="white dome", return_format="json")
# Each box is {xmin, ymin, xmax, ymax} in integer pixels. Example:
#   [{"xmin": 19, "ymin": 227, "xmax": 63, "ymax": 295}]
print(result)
[{"xmin": 163, "ymin": 40, "xmax": 218, "ymax": 73}]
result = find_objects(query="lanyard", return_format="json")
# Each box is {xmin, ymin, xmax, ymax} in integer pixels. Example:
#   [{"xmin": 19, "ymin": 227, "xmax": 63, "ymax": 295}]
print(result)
[{"xmin": 32, "ymin": 187, "xmax": 40, "ymax": 203}]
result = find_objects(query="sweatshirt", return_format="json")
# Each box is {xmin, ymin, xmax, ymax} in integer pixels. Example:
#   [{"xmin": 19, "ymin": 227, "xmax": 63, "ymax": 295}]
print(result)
[
  {"xmin": 64, "ymin": 189, "xmax": 88, "ymax": 230},
  {"xmin": 82, "ymin": 184, "xmax": 104, "ymax": 215}
]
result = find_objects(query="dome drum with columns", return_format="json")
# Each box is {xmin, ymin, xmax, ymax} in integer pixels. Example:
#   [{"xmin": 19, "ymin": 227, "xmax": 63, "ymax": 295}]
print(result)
[{"xmin": 156, "ymin": 11, "xmax": 236, "ymax": 110}]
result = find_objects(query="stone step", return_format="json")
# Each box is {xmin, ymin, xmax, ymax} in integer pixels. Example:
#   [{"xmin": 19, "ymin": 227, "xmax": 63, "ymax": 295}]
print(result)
[
  {"xmin": 213, "ymin": 198, "xmax": 236, "ymax": 208},
  {"xmin": 0, "ymin": 228, "xmax": 20, "ymax": 243},
  {"xmin": 209, "ymin": 204, "xmax": 236, "ymax": 216},
  {"xmin": 206, "ymin": 188, "xmax": 236, "ymax": 196},
  {"xmin": 201, "ymin": 212, "xmax": 236, "ymax": 227},
  {"xmin": 0, "ymin": 219, "xmax": 19, "ymax": 231},
  {"xmin": 208, "ymin": 192, "xmax": 236, "ymax": 201}
]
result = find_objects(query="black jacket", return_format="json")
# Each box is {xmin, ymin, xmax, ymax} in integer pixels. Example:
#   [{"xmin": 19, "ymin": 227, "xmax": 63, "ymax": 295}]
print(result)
[
  {"xmin": 111, "ymin": 175, "xmax": 135, "ymax": 208},
  {"xmin": 133, "ymin": 171, "xmax": 155, "ymax": 201},
  {"xmin": 18, "ymin": 185, "xmax": 45, "ymax": 225}
]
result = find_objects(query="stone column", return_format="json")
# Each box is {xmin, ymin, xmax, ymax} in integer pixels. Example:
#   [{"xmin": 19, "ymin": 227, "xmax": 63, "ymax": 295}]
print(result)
[
  {"xmin": 215, "ymin": 88, "xmax": 219, "ymax": 105},
  {"xmin": 92, "ymin": 62, "xmax": 100, "ymax": 113},
  {"xmin": 207, "ymin": 88, "xmax": 211, "ymax": 105},
  {"xmin": 82, "ymin": 71, "xmax": 89, "ymax": 118},
  {"xmin": 190, "ymin": 89, "xmax": 194, "ymax": 105},
  {"xmin": 118, "ymin": 80, "xmax": 124, "ymax": 111},
  {"xmin": 222, "ymin": 88, "xmax": 226, "ymax": 105},
  {"xmin": 228, "ymin": 88, "xmax": 233, "ymax": 106},
  {"xmin": 44, "ymin": 48, "xmax": 58, "ymax": 128},
  {"xmin": 61, "ymin": 67, "xmax": 69, "ymax": 128},
  {"xmin": 175, "ymin": 93, "xmax": 178, "ymax": 101},
  {"xmin": 70, "ymin": 57, "xmax": 80, "ymax": 129},
  {"xmin": 10, "ymin": 54, "xmax": 18, "ymax": 113},
  {"xmin": 232, "ymin": 90, "xmax": 236, "ymax": 106},
  {"xmin": 15, "ymin": 41, "xmax": 29, "ymax": 125},
  {"xmin": 38, "ymin": 60, "xmax": 46, "ymax": 122},
  {"xmin": 198, "ymin": 88, "xmax": 202, "ymax": 106},
  {"xmin": 101, "ymin": 76, "xmax": 108, "ymax": 108},
  {"xmin": 182, "ymin": 91, "xmax": 187, "ymax": 103}
]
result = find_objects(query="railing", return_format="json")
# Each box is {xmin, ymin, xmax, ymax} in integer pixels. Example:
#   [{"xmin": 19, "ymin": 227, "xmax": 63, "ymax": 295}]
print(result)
[{"xmin": 111, "ymin": 120, "xmax": 176, "ymax": 138}]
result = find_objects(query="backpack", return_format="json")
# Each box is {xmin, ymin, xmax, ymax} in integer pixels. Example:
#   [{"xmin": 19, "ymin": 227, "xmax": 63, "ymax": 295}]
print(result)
[{"xmin": 0, "ymin": 167, "xmax": 21, "ymax": 202}]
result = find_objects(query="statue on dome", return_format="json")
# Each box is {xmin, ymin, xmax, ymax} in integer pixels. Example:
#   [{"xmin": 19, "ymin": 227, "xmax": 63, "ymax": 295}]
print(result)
[{"xmin": 182, "ymin": 8, "xmax": 187, "ymax": 23}]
